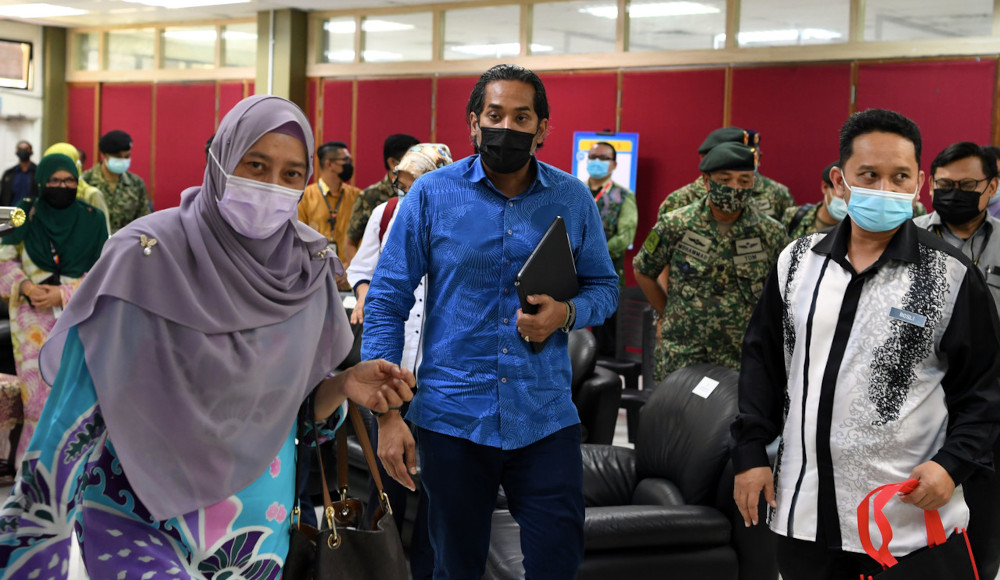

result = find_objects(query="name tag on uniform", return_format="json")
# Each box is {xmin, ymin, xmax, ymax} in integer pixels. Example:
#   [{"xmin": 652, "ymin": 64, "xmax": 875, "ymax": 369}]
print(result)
[
  {"xmin": 752, "ymin": 198, "xmax": 772, "ymax": 214},
  {"xmin": 733, "ymin": 252, "xmax": 768, "ymax": 265},
  {"xmin": 677, "ymin": 231, "xmax": 712, "ymax": 262},
  {"xmin": 889, "ymin": 307, "xmax": 926, "ymax": 327}
]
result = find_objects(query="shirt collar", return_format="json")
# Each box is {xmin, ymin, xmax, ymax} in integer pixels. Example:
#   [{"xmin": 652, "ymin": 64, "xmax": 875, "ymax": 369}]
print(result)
[
  {"xmin": 812, "ymin": 218, "xmax": 922, "ymax": 270},
  {"xmin": 464, "ymin": 155, "xmax": 547, "ymax": 197},
  {"xmin": 925, "ymin": 210, "xmax": 994, "ymax": 238}
]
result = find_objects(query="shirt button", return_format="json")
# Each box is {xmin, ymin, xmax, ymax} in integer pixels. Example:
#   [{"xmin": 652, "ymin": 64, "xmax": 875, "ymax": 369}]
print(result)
[
  {"xmin": 501, "ymin": 377, "xmax": 508, "ymax": 383},
  {"xmin": 503, "ymin": 318, "xmax": 509, "ymax": 324},
  {"xmin": 508, "ymin": 202, "xmax": 513, "ymax": 207},
  {"xmin": 502, "ymin": 348, "xmax": 509, "ymax": 354},
  {"xmin": 507, "ymin": 229, "xmax": 513, "ymax": 235},
  {"xmin": 503, "ymin": 288, "xmax": 509, "ymax": 294}
]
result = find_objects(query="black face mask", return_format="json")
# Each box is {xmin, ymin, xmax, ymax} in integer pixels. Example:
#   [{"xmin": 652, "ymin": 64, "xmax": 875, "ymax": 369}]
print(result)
[
  {"xmin": 16, "ymin": 150, "xmax": 30, "ymax": 162},
  {"xmin": 339, "ymin": 162, "xmax": 354, "ymax": 182},
  {"xmin": 477, "ymin": 126, "xmax": 536, "ymax": 174},
  {"xmin": 42, "ymin": 186, "xmax": 77, "ymax": 210},
  {"xmin": 932, "ymin": 188, "xmax": 984, "ymax": 225}
]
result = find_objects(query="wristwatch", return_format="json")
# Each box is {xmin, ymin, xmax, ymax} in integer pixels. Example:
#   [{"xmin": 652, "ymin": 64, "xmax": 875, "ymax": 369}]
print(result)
[{"xmin": 372, "ymin": 406, "xmax": 402, "ymax": 419}]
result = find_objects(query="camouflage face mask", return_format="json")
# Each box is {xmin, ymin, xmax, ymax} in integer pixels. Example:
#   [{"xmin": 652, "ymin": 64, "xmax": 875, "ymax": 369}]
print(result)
[{"xmin": 708, "ymin": 179, "xmax": 751, "ymax": 213}]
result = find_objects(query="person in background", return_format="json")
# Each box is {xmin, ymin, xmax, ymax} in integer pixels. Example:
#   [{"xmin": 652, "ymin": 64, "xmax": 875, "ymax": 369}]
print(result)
[
  {"xmin": 0, "ymin": 141, "xmax": 36, "ymax": 207},
  {"xmin": 81, "ymin": 130, "xmax": 152, "ymax": 233},
  {"xmin": 297, "ymin": 140, "xmax": 361, "ymax": 290},
  {"xmin": 346, "ymin": 142, "xmax": 453, "ymax": 580},
  {"xmin": 782, "ymin": 162, "xmax": 845, "ymax": 239},
  {"xmin": 633, "ymin": 142, "xmax": 786, "ymax": 382},
  {"xmin": 984, "ymin": 145, "xmax": 1000, "ymax": 219},
  {"xmin": 912, "ymin": 141, "xmax": 1000, "ymax": 579},
  {"xmin": 733, "ymin": 109, "xmax": 1000, "ymax": 579},
  {"xmin": 0, "ymin": 152, "xmax": 108, "ymax": 463},
  {"xmin": 44, "ymin": 142, "xmax": 112, "ymax": 236},
  {"xmin": 658, "ymin": 127, "xmax": 794, "ymax": 220},
  {"xmin": 345, "ymin": 133, "xmax": 421, "ymax": 262},
  {"xmin": 364, "ymin": 64, "xmax": 618, "ymax": 578},
  {"xmin": 0, "ymin": 95, "xmax": 414, "ymax": 576},
  {"xmin": 584, "ymin": 140, "xmax": 637, "ymax": 356}
]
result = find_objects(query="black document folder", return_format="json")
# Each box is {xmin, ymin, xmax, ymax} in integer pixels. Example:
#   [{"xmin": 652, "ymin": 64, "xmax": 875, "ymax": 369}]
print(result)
[{"xmin": 515, "ymin": 216, "xmax": 579, "ymax": 353}]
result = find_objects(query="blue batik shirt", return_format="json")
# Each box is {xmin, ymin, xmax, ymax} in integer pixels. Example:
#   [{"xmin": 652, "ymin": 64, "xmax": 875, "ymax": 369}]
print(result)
[{"xmin": 361, "ymin": 155, "xmax": 619, "ymax": 450}]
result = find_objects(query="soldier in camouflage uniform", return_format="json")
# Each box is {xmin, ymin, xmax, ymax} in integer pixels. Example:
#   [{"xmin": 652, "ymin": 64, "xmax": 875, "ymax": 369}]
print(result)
[
  {"xmin": 586, "ymin": 142, "xmax": 638, "ymax": 288},
  {"xmin": 634, "ymin": 142, "xmax": 788, "ymax": 381},
  {"xmin": 344, "ymin": 134, "xmax": 419, "ymax": 261},
  {"xmin": 81, "ymin": 130, "xmax": 152, "ymax": 233},
  {"xmin": 658, "ymin": 127, "xmax": 794, "ymax": 220}
]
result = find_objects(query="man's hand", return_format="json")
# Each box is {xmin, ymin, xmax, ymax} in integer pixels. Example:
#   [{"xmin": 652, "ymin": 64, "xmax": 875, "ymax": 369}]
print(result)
[
  {"xmin": 377, "ymin": 412, "xmax": 417, "ymax": 491},
  {"xmin": 29, "ymin": 284, "xmax": 62, "ymax": 310},
  {"xmin": 734, "ymin": 466, "xmax": 777, "ymax": 527},
  {"xmin": 336, "ymin": 272, "xmax": 351, "ymax": 292},
  {"xmin": 515, "ymin": 294, "xmax": 565, "ymax": 343},
  {"xmin": 899, "ymin": 461, "xmax": 955, "ymax": 510}
]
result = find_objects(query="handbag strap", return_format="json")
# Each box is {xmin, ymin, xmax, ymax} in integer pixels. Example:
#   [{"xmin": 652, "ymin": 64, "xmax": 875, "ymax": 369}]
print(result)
[
  {"xmin": 336, "ymin": 429, "xmax": 349, "ymax": 500},
  {"xmin": 346, "ymin": 402, "xmax": 392, "ymax": 511},
  {"xmin": 857, "ymin": 479, "xmax": 949, "ymax": 569}
]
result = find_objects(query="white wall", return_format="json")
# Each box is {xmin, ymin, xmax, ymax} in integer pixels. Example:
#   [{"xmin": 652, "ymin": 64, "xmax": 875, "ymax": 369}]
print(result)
[{"xmin": 0, "ymin": 20, "xmax": 44, "ymax": 169}]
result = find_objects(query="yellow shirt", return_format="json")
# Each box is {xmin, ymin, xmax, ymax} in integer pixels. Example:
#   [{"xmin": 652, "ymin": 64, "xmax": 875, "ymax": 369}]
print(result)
[{"xmin": 297, "ymin": 178, "xmax": 361, "ymax": 264}]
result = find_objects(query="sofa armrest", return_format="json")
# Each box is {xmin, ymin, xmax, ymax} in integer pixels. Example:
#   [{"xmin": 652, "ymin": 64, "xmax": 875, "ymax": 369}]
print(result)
[
  {"xmin": 632, "ymin": 477, "xmax": 685, "ymax": 507},
  {"xmin": 575, "ymin": 366, "xmax": 623, "ymax": 445},
  {"xmin": 582, "ymin": 444, "xmax": 636, "ymax": 507},
  {"xmin": 584, "ymin": 505, "xmax": 731, "ymax": 550}
]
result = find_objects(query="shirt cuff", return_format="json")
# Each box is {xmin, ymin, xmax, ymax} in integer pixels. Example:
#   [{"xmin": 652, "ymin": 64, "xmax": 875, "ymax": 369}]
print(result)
[
  {"xmin": 731, "ymin": 441, "xmax": 772, "ymax": 473},
  {"xmin": 930, "ymin": 450, "xmax": 979, "ymax": 486}
]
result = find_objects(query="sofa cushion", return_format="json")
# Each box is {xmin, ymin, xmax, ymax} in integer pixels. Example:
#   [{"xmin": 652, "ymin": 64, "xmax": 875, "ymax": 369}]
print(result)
[{"xmin": 583, "ymin": 505, "xmax": 731, "ymax": 550}]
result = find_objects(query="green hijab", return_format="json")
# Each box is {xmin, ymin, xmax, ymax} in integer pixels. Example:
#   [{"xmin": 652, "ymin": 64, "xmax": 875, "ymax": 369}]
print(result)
[{"xmin": 2, "ymin": 153, "xmax": 108, "ymax": 278}]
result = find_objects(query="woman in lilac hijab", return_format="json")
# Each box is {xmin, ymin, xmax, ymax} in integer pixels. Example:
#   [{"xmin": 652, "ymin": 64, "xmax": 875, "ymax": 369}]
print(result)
[{"xmin": 0, "ymin": 96, "xmax": 414, "ymax": 577}]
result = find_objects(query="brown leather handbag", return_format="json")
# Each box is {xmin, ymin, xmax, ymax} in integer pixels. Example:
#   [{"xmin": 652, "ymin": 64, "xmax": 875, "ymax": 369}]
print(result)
[{"xmin": 284, "ymin": 402, "xmax": 408, "ymax": 580}]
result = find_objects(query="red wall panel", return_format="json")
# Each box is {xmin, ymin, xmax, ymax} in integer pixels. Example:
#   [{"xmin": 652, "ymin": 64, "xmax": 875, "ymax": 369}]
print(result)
[
  {"xmin": 535, "ymin": 72, "xmax": 618, "ymax": 174},
  {"xmin": 218, "ymin": 82, "xmax": 245, "ymax": 124},
  {"xmin": 67, "ymin": 84, "xmax": 97, "ymax": 168},
  {"xmin": 321, "ymin": 79, "xmax": 354, "ymax": 184},
  {"xmin": 354, "ymin": 78, "xmax": 433, "ymax": 188},
  {"xmin": 856, "ymin": 60, "xmax": 996, "ymax": 210},
  {"xmin": 100, "ymin": 84, "xmax": 153, "ymax": 201},
  {"xmin": 731, "ymin": 64, "xmax": 852, "ymax": 205},
  {"xmin": 434, "ymin": 76, "xmax": 478, "ymax": 162},
  {"xmin": 306, "ymin": 78, "xmax": 319, "ymax": 146},
  {"xmin": 154, "ymin": 83, "xmax": 216, "ymax": 209},
  {"xmin": 620, "ymin": 68, "xmax": 726, "ymax": 286}
]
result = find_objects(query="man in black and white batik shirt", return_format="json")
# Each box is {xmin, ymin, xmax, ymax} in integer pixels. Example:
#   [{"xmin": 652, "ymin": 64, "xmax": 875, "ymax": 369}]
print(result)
[{"xmin": 732, "ymin": 109, "xmax": 1000, "ymax": 580}]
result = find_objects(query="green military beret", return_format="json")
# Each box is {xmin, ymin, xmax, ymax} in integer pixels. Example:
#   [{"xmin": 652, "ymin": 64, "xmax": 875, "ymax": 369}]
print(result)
[
  {"xmin": 697, "ymin": 126, "xmax": 760, "ymax": 155},
  {"xmin": 699, "ymin": 142, "xmax": 758, "ymax": 173}
]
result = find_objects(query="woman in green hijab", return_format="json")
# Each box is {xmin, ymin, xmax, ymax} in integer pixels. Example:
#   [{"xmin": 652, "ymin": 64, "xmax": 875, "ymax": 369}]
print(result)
[{"xmin": 0, "ymin": 152, "xmax": 108, "ymax": 465}]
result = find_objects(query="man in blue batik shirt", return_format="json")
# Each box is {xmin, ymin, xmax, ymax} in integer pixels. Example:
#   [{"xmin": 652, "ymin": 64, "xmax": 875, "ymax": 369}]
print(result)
[{"xmin": 362, "ymin": 64, "xmax": 619, "ymax": 579}]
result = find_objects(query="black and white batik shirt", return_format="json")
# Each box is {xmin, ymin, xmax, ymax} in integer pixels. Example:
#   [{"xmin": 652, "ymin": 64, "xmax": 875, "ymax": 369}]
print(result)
[{"xmin": 733, "ymin": 219, "xmax": 1000, "ymax": 555}]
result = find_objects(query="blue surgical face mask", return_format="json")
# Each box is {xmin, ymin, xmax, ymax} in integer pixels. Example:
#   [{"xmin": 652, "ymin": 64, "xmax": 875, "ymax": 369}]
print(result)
[
  {"xmin": 827, "ymin": 194, "xmax": 848, "ymax": 222},
  {"xmin": 106, "ymin": 156, "xmax": 131, "ymax": 175},
  {"xmin": 586, "ymin": 158, "xmax": 611, "ymax": 179},
  {"xmin": 989, "ymin": 191, "xmax": 1000, "ymax": 207},
  {"xmin": 846, "ymin": 183, "xmax": 916, "ymax": 232}
]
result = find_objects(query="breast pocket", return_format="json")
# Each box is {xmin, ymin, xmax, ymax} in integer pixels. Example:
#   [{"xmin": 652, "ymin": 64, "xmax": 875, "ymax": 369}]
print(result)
[{"xmin": 734, "ymin": 258, "xmax": 769, "ymax": 304}]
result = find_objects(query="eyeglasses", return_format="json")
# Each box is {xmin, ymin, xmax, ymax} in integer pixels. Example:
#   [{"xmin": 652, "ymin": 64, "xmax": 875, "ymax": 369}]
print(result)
[
  {"xmin": 588, "ymin": 155, "xmax": 613, "ymax": 162},
  {"xmin": 392, "ymin": 178, "xmax": 409, "ymax": 194},
  {"xmin": 45, "ymin": 177, "xmax": 78, "ymax": 187},
  {"xmin": 933, "ymin": 177, "xmax": 990, "ymax": 192}
]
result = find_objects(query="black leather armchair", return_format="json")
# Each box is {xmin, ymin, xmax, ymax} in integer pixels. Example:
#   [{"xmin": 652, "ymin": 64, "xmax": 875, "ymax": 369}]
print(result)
[
  {"xmin": 486, "ymin": 364, "xmax": 777, "ymax": 580},
  {"xmin": 568, "ymin": 328, "xmax": 622, "ymax": 445}
]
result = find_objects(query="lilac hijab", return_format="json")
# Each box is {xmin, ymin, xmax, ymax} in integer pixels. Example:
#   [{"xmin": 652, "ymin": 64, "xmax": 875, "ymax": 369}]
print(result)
[{"xmin": 39, "ymin": 95, "xmax": 353, "ymax": 520}]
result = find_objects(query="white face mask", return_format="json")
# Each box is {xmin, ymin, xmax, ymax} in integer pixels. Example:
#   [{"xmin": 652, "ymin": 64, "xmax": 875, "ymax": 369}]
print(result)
[{"xmin": 211, "ymin": 150, "xmax": 303, "ymax": 239}]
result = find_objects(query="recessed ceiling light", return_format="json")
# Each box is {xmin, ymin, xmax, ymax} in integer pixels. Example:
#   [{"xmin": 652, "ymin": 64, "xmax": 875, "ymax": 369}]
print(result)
[
  {"xmin": 324, "ymin": 19, "xmax": 416, "ymax": 34},
  {"xmin": 713, "ymin": 28, "xmax": 842, "ymax": 48},
  {"xmin": 449, "ymin": 43, "xmax": 552, "ymax": 57},
  {"xmin": 123, "ymin": 0, "xmax": 250, "ymax": 8},
  {"xmin": 0, "ymin": 3, "xmax": 87, "ymax": 18},
  {"xmin": 579, "ymin": 2, "xmax": 721, "ymax": 19}
]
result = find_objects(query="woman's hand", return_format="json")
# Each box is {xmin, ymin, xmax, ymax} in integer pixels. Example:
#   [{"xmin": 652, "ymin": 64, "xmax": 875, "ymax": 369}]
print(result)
[
  {"xmin": 349, "ymin": 283, "xmax": 369, "ymax": 325},
  {"xmin": 314, "ymin": 359, "xmax": 415, "ymax": 420},
  {"xmin": 29, "ymin": 284, "xmax": 62, "ymax": 310}
]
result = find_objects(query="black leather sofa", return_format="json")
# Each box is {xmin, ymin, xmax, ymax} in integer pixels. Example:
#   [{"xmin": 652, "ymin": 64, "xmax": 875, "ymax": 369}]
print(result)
[{"xmin": 486, "ymin": 364, "xmax": 778, "ymax": 580}]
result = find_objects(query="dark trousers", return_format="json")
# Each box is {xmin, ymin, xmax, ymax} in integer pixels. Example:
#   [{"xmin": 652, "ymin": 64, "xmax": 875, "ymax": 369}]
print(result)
[
  {"xmin": 417, "ymin": 425, "xmax": 585, "ymax": 580},
  {"xmin": 591, "ymin": 311, "xmax": 617, "ymax": 357},
  {"xmin": 964, "ymin": 446, "xmax": 1000, "ymax": 579},
  {"xmin": 776, "ymin": 534, "xmax": 890, "ymax": 580}
]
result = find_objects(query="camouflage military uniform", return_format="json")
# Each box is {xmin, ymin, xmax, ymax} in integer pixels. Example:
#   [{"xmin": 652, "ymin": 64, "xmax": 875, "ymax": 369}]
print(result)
[
  {"xmin": 347, "ymin": 174, "xmax": 396, "ymax": 244},
  {"xmin": 658, "ymin": 173, "xmax": 794, "ymax": 220},
  {"xmin": 633, "ymin": 197, "xmax": 788, "ymax": 380},
  {"xmin": 593, "ymin": 181, "xmax": 638, "ymax": 288},
  {"xmin": 80, "ymin": 167, "xmax": 151, "ymax": 232}
]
